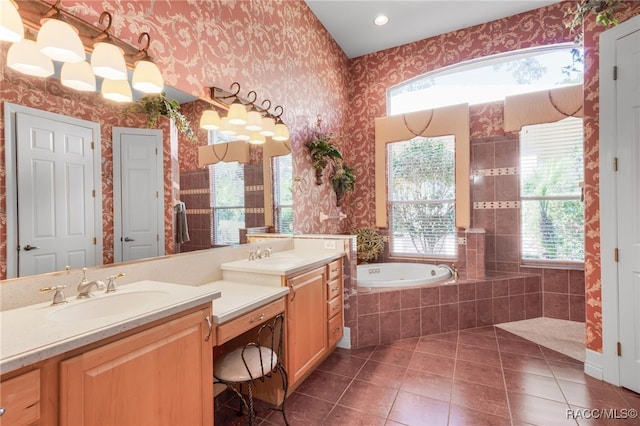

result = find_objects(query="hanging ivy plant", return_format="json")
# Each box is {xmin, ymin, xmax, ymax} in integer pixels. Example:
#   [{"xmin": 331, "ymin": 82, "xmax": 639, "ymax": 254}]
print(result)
[
  {"xmin": 330, "ymin": 160, "xmax": 355, "ymax": 207},
  {"xmin": 122, "ymin": 92, "xmax": 197, "ymax": 142},
  {"xmin": 565, "ymin": 0, "xmax": 630, "ymax": 42}
]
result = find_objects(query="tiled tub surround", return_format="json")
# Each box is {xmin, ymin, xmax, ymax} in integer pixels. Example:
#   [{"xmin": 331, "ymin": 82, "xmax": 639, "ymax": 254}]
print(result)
[{"xmin": 355, "ymin": 272, "xmax": 541, "ymax": 348}]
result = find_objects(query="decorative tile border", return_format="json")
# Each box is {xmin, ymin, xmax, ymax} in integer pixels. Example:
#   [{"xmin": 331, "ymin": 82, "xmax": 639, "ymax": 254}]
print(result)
[
  {"xmin": 180, "ymin": 188, "xmax": 210, "ymax": 195},
  {"xmin": 474, "ymin": 167, "xmax": 518, "ymax": 177},
  {"xmin": 473, "ymin": 201, "xmax": 520, "ymax": 209},
  {"xmin": 186, "ymin": 208, "xmax": 213, "ymax": 214}
]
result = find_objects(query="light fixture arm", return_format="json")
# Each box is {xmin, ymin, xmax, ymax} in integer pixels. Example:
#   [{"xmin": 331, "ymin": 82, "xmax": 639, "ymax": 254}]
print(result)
[
  {"xmin": 93, "ymin": 11, "xmax": 115, "ymax": 43},
  {"xmin": 273, "ymin": 105, "xmax": 285, "ymax": 123},
  {"xmin": 131, "ymin": 31, "xmax": 154, "ymax": 61},
  {"xmin": 41, "ymin": 0, "xmax": 63, "ymax": 20}
]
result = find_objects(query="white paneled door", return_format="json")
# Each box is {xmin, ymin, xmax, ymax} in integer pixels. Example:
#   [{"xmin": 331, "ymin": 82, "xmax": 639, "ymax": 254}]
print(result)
[
  {"xmin": 113, "ymin": 128, "xmax": 164, "ymax": 263},
  {"xmin": 15, "ymin": 110, "xmax": 99, "ymax": 276},
  {"xmin": 616, "ymin": 27, "xmax": 640, "ymax": 394}
]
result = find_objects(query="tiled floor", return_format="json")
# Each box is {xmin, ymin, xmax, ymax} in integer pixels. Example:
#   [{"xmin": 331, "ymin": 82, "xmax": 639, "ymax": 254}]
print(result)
[{"xmin": 214, "ymin": 326, "xmax": 640, "ymax": 425}]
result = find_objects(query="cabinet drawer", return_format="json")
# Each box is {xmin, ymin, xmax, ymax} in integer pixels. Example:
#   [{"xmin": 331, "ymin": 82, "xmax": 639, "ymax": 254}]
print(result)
[
  {"xmin": 217, "ymin": 298, "xmax": 285, "ymax": 345},
  {"xmin": 327, "ymin": 296, "xmax": 342, "ymax": 320},
  {"xmin": 0, "ymin": 369, "xmax": 40, "ymax": 426},
  {"xmin": 327, "ymin": 259, "xmax": 341, "ymax": 281},
  {"xmin": 327, "ymin": 279, "xmax": 341, "ymax": 301},
  {"xmin": 328, "ymin": 312, "xmax": 343, "ymax": 348}
]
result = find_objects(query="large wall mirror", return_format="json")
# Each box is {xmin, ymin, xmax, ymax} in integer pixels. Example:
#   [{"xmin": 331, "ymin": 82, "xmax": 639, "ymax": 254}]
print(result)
[{"xmin": 1, "ymin": 61, "xmax": 292, "ymax": 280}]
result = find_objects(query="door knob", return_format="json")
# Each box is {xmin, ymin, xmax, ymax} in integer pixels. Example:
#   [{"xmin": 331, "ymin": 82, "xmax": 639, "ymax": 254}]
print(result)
[
  {"xmin": 23, "ymin": 244, "xmax": 39, "ymax": 251},
  {"xmin": 124, "ymin": 237, "xmax": 135, "ymax": 242}
]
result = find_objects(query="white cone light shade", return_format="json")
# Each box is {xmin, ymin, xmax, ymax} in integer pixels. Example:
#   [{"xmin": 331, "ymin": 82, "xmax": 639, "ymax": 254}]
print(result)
[
  {"xmin": 101, "ymin": 79, "xmax": 132, "ymax": 103},
  {"xmin": 227, "ymin": 102, "xmax": 247, "ymax": 125},
  {"xmin": 200, "ymin": 110, "xmax": 220, "ymax": 130},
  {"xmin": 132, "ymin": 60, "xmax": 164, "ymax": 93},
  {"xmin": 248, "ymin": 131, "xmax": 265, "ymax": 145},
  {"xmin": 7, "ymin": 39, "xmax": 54, "ymax": 77},
  {"xmin": 61, "ymin": 60, "xmax": 96, "ymax": 91},
  {"xmin": 219, "ymin": 117, "xmax": 236, "ymax": 136},
  {"xmin": 245, "ymin": 110, "xmax": 262, "ymax": 131},
  {"xmin": 91, "ymin": 42, "xmax": 127, "ymax": 80},
  {"xmin": 37, "ymin": 19, "xmax": 85, "ymax": 63},
  {"xmin": 0, "ymin": 0, "xmax": 24, "ymax": 42},
  {"xmin": 273, "ymin": 123, "xmax": 289, "ymax": 141},
  {"xmin": 260, "ymin": 117, "xmax": 276, "ymax": 137}
]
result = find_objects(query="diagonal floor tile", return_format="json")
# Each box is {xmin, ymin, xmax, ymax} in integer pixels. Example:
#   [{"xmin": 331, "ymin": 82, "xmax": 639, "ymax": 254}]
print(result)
[{"xmin": 388, "ymin": 391, "xmax": 450, "ymax": 426}]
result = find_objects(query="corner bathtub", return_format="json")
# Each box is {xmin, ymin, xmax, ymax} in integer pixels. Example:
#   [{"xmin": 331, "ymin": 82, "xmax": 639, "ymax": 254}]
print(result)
[{"xmin": 357, "ymin": 263, "xmax": 452, "ymax": 288}]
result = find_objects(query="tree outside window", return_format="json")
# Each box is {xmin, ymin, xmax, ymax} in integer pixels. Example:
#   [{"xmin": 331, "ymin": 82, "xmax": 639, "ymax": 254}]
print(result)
[{"xmin": 388, "ymin": 136, "xmax": 456, "ymax": 258}]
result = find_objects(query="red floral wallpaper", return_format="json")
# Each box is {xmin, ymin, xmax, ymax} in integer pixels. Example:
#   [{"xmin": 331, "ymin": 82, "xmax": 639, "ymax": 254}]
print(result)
[{"xmin": 0, "ymin": 0, "xmax": 350, "ymax": 278}]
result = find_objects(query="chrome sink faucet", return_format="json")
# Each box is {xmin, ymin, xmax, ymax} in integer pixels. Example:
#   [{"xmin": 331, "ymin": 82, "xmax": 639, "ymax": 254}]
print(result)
[
  {"xmin": 77, "ymin": 267, "xmax": 105, "ymax": 298},
  {"xmin": 105, "ymin": 273, "xmax": 125, "ymax": 293}
]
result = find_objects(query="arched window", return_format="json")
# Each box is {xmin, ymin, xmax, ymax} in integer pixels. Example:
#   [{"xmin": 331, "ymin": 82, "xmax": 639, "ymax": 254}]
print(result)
[{"xmin": 388, "ymin": 44, "xmax": 583, "ymax": 115}]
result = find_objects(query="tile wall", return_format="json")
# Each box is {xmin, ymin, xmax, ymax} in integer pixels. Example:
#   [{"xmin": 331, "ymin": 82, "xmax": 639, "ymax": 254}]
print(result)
[{"xmin": 355, "ymin": 273, "xmax": 542, "ymax": 347}]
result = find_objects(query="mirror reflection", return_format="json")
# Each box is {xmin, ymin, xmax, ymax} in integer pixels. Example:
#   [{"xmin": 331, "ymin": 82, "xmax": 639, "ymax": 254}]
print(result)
[{"xmin": 2, "ymin": 70, "xmax": 292, "ymax": 279}]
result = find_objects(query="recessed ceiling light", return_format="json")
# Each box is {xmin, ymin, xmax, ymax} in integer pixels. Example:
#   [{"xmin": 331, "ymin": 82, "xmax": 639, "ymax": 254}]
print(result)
[{"xmin": 374, "ymin": 15, "xmax": 389, "ymax": 26}]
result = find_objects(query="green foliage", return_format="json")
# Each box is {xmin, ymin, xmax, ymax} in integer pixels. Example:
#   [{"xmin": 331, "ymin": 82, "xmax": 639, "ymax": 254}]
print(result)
[
  {"xmin": 331, "ymin": 160, "xmax": 355, "ymax": 206},
  {"xmin": 122, "ymin": 92, "xmax": 196, "ymax": 142},
  {"xmin": 305, "ymin": 131, "xmax": 343, "ymax": 183},
  {"xmin": 389, "ymin": 137, "xmax": 456, "ymax": 255},
  {"xmin": 565, "ymin": 0, "xmax": 629, "ymax": 42},
  {"xmin": 521, "ymin": 158, "xmax": 584, "ymax": 261}
]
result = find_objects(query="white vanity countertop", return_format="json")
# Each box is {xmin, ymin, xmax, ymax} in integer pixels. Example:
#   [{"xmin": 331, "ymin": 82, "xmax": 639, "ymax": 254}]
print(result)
[
  {"xmin": 220, "ymin": 249, "xmax": 341, "ymax": 276},
  {"xmin": 0, "ymin": 280, "xmax": 221, "ymax": 374},
  {"xmin": 200, "ymin": 281, "xmax": 290, "ymax": 324}
]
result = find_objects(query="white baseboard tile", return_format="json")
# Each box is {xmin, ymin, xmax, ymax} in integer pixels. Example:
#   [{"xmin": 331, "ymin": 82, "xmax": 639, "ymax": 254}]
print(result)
[
  {"xmin": 336, "ymin": 326, "xmax": 351, "ymax": 349},
  {"xmin": 584, "ymin": 349, "xmax": 603, "ymax": 380}
]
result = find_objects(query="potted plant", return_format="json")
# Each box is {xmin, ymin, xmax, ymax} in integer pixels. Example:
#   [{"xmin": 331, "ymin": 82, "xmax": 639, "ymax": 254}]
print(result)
[
  {"xmin": 330, "ymin": 160, "xmax": 355, "ymax": 207},
  {"xmin": 305, "ymin": 131, "xmax": 343, "ymax": 185},
  {"xmin": 565, "ymin": 0, "xmax": 628, "ymax": 41},
  {"xmin": 122, "ymin": 92, "xmax": 196, "ymax": 142},
  {"xmin": 353, "ymin": 228, "xmax": 384, "ymax": 264}
]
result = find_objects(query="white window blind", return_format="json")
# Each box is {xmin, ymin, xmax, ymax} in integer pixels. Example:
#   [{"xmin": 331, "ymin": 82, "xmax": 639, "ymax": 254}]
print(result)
[
  {"xmin": 388, "ymin": 135, "xmax": 456, "ymax": 258},
  {"xmin": 272, "ymin": 154, "xmax": 293, "ymax": 234},
  {"xmin": 209, "ymin": 131, "xmax": 245, "ymax": 245},
  {"xmin": 520, "ymin": 117, "xmax": 584, "ymax": 263}
]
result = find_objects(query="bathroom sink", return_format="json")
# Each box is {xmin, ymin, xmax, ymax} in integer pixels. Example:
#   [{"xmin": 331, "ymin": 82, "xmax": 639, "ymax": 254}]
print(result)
[{"xmin": 46, "ymin": 290, "xmax": 172, "ymax": 322}]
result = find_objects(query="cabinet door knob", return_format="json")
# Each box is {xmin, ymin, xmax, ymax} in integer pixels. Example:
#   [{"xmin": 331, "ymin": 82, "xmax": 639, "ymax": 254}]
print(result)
[{"xmin": 0, "ymin": 407, "xmax": 5, "ymax": 416}]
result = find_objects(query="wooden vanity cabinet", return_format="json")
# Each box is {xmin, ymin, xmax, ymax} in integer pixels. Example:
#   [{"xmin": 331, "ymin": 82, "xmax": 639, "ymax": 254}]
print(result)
[
  {"xmin": 58, "ymin": 306, "xmax": 213, "ymax": 426},
  {"xmin": 0, "ymin": 369, "xmax": 40, "ymax": 426},
  {"xmin": 285, "ymin": 266, "xmax": 328, "ymax": 386},
  {"xmin": 326, "ymin": 258, "xmax": 344, "ymax": 348}
]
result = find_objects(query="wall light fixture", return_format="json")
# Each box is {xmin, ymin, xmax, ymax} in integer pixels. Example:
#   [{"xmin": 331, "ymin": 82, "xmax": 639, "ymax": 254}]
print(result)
[
  {"xmin": 6, "ymin": 0, "xmax": 166, "ymax": 101},
  {"xmin": 200, "ymin": 82, "xmax": 290, "ymax": 144}
]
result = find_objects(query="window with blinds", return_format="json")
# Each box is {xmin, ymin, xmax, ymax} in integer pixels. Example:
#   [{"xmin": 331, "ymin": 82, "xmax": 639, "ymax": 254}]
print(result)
[
  {"xmin": 208, "ymin": 131, "xmax": 245, "ymax": 245},
  {"xmin": 272, "ymin": 154, "xmax": 293, "ymax": 234},
  {"xmin": 388, "ymin": 135, "xmax": 456, "ymax": 258},
  {"xmin": 520, "ymin": 117, "xmax": 584, "ymax": 263}
]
